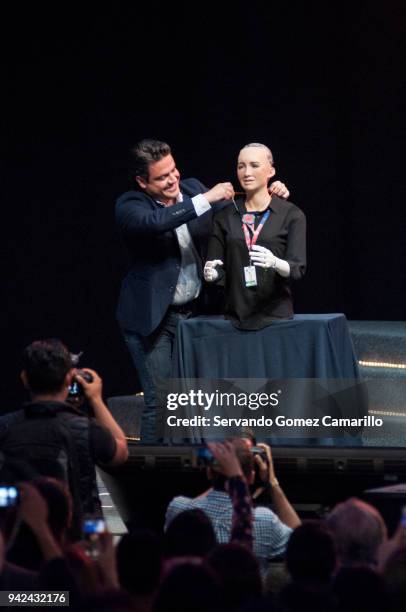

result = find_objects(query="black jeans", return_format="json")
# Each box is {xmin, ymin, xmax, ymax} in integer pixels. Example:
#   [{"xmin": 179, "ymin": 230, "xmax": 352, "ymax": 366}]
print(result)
[{"xmin": 123, "ymin": 309, "xmax": 193, "ymax": 409}]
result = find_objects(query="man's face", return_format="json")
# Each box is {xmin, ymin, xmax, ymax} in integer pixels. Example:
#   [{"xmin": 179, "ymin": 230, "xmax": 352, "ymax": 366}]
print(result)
[
  {"xmin": 237, "ymin": 147, "xmax": 275, "ymax": 192},
  {"xmin": 136, "ymin": 154, "xmax": 181, "ymax": 204}
]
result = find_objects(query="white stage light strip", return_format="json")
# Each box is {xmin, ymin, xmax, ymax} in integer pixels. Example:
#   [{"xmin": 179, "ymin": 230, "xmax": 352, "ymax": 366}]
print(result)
[
  {"xmin": 359, "ymin": 360, "xmax": 406, "ymax": 369},
  {"xmin": 369, "ymin": 409, "xmax": 406, "ymax": 418}
]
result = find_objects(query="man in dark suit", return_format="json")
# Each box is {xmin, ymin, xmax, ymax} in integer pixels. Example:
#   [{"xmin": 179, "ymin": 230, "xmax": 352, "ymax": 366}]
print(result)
[{"xmin": 115, "ymin": 139, "xmax": 288, "ymax": 441}]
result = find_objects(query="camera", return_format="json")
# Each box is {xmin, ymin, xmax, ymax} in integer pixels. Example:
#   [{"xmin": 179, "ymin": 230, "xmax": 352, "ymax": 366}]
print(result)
[
  {"xmin": 250, "ymin": 446, "xmax": 269, "ymax": 464},
  {"xmin": 250, "ymin": 446, "xmax": 270, "ymax": 490},
  {"xmin": 68, "ymin": 369, "xmax": 93, "ymax": 400}
]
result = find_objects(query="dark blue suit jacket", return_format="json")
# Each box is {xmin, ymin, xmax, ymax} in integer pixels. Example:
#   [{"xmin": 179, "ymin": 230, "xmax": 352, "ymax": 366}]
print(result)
[{"xmin": 116, "ymin": 178, "xmax": 215, "ymax": 336}]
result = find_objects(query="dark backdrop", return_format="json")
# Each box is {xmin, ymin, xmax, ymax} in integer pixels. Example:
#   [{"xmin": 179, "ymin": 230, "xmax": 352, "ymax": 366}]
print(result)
[{"xmin": 3, "ymin": 1, "xmax": 405, "ymax": 410}]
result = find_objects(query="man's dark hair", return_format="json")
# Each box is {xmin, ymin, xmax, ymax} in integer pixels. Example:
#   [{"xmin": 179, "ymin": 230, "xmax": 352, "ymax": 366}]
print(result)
[
  {"xmin": 285, "ymin": 520, "xmax": 337, "ymax": 585},
  {"xmin": 129, "ymin": 139, "xmax": 172, "ymax": 182},
  {"xmin": 164, "ymin": 509, "xmax": 217, "ymax": 559},
  {"xmin": 154, "ymin": 562, "xmax": 223, "ymax": 612},
  {"xmin": 117, "ymin": 529, "xmax": 163, "ymax": 596},
  {"xmin": 22, "ymin": 339, "xmax": 72, "ymax": 394},
  {"xmin": 206, "ymin": 543, "xmax": 262, "ymax": 609}
]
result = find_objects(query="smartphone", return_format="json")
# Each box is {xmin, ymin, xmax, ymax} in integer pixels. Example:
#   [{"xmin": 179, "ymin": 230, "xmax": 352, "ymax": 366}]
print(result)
[
  {"xmin": 83, "ymin": 518, "xmax": 106, "ymax": 559},
  {"xmin": 0, "ymin": 486, "xmax": 19, "ymax": 507},
  {"xmin": 197, "ymin": 447, "xmax": 214, "ymax": 462},
  {"xmin": 196, "ymin": 447, "xmax": 220, "ymax": 468},
  {"xmin": 83, "ymin": 518, "xmax": 106, "ymax": 535}
]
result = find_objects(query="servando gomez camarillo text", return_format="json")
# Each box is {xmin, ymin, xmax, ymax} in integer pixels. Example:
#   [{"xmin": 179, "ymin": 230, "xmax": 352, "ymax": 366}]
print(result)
[{"xmin": 166, "ymin": 414, "xmax": 382, "ymax": 428}]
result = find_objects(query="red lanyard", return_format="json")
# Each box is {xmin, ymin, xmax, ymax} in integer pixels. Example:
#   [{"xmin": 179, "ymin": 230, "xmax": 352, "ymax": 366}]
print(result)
[{"xmin": 242, "ymin": 210, "xmax": 270, "ymax": 251}]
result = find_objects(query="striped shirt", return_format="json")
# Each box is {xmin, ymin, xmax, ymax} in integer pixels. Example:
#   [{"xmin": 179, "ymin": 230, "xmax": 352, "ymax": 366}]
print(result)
[{"xmin": 165, "ymin": 489, "xmax": 292, "ymax": 573}]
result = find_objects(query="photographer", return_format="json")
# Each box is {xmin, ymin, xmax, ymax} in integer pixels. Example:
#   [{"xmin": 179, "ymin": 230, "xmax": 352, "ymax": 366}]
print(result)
[
  {"xmin": 0, "ymin": 339, "xmax": 128, "ymax": 536},
  {"xmin": 165, "ymin": 439, "xmax": 300, "ymax": 573}
]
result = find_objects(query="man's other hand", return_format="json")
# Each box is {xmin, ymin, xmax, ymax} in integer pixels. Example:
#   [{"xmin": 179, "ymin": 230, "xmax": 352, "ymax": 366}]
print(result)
[
  {"xmin": 75, "ymin": 368, "xmax": 103, "ymax": 403},
  {"xmin": 269, "ymin": 181, "xmax": 290, "ymax": 199},
  {"xmin": 205, "ymin": 182, "xmax": 235, "ymax": 203}
]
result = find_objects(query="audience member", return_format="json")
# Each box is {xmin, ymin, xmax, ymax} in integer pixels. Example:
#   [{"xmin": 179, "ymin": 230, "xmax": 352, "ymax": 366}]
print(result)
[
  {"xmin": 206, "ymin": 542, "xmax": 262, "ymax": 611},
  {"xmin": 165, "ymin": 440, "xmax": 300, "ymax": 573},
  {"xmin": 285, "ymin": 520, "xmax": 337, "ymax": 585},
  {"xmin": 0, "ymin": 339, "xmax": 128, "ymax": 534},
  {"xmin": 163, "ymin": 509, "xmax": 216, "ymax": 559},
  {"xmin": 117, "ymin": 529, "xmax": 163, "ymax": 611},
  {"xmin": 154, "ymin": 562, "xmax": 223, "ymax": 612},
  {"xmin": 326, "ymin": 497, "xmax": 387, "ymax": 567}
]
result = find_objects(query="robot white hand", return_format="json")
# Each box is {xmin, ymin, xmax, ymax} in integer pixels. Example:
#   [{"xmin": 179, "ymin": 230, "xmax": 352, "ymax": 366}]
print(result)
[
  {"xmin": 249, "ymin": 245, "xmax": 277, "ymax": 269},
  {"xmin": 203, "ymin": 260, "xmax": 224, "ymax": 282}
]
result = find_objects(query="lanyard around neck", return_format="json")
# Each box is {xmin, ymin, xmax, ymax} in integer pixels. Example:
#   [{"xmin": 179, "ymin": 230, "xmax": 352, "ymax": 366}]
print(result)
[{"xmin": 242, "ymin": 210, "xmax": 271, "ymax": 251}]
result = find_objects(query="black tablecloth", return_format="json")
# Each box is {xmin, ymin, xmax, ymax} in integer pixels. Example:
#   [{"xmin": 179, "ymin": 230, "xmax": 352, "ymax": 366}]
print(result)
[
  {"xmin": 168, "ymin": 314, "xmax": 367, "ymax": 444},
  {"xmin": 173, "ymin": 314, "xmax": 360, "ymax": 379}
]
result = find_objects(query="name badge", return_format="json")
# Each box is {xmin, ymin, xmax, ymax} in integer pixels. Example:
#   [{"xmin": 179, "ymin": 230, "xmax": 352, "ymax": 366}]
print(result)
[{"xmin": 244, "ymin": 265, "xmax": 257, "ymax": 287}]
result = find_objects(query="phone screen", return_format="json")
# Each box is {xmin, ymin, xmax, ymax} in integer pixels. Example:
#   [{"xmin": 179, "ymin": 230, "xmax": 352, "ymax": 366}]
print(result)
[
  {"xmin": 0, "ymin": 486, "xmax": 19, "ymax": 507},
  {"xmin": 83, "ymin": 518, "xmax": 106, "ymax": 534},
  {"xmin": 197, "ymin": 447, "xmax": 213, "ymax": 461}
]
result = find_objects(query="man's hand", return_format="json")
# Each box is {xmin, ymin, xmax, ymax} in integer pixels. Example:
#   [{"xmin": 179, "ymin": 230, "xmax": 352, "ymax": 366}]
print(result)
[
  {"xmin": 256, "ymin": 442, "xmax": 278, "ymax": 486},
  {"xmin": 204, "ymin": 260, "xmax": 223, "ymax": 282},
  {"xmin": 19, "ymin": 482, "xmax": 49, "ymax": 530},
  {"xmin": 204, "ymin": 182, "xmax": 235, "ymax": 204},
  {"xmin": 95, "ymin": 532, "xmax": 119, "ymax": 587},
  {"xmin": 207, "ymin": 441, "xmax": 243, "ymax": 478},
  {"xmin": 378, "ymin": 520, "xmax": 406, "ymax": 570},
  {"xmin": 249, "ymin": 245, "xmax": 277, "ymax": 269},
  {"xmin": 269, "ymin": 181, "xmax": 290, "ymax": 199},
  {"xmin": 75, "ymin": 368, "xmax": 103, "ymax": 403},
  {"xmin": 18, "ymin": 482, "xmax": 63, "ymax": 560}
]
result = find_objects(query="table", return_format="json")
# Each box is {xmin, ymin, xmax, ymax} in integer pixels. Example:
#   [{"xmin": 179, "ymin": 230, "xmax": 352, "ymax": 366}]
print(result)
[
  {"xmin": 173, "ymin": 314, "xmax": 360, "ymax": 379},
  {"xmin": 169, "ymin": 314, "xmax": 367, "ymax": 443}
]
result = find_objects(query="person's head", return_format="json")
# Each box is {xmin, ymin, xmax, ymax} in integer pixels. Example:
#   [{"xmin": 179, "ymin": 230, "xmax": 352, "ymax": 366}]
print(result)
[
  {"xmin": 154, "ymin": 561, "xmax": 222, "ymax": 612},
  {"xmin": 117, "ymin": 529, "xmax": 163, "ymax": 597},
  {"xmin": 326, "ymin": 497, "xmax": 388, "ymax": 567},
  {"xmin": 208, "ymin": 438, "xmax": 255, "ymax": 490},
  {"xmin": 21, "ymin": 339, "xmax": 73, "ymax": 398},
  {"xmin": 164, "ymin": 509, "xmax": 217, "ymax": 559},
  {"xmin": 206, "ymin": 543, "xmax": 262, "ymax": 610},
  {"xmin": 129, "ymin": 138, "xmax": 180, "ymax": 204},
  {"xmin": 237, "ymin": 143, "xmax": 275, "ymax": 194},
  {"xmin": 285, "ymin": 520, "xmax": 337, "ymax": 585}
]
